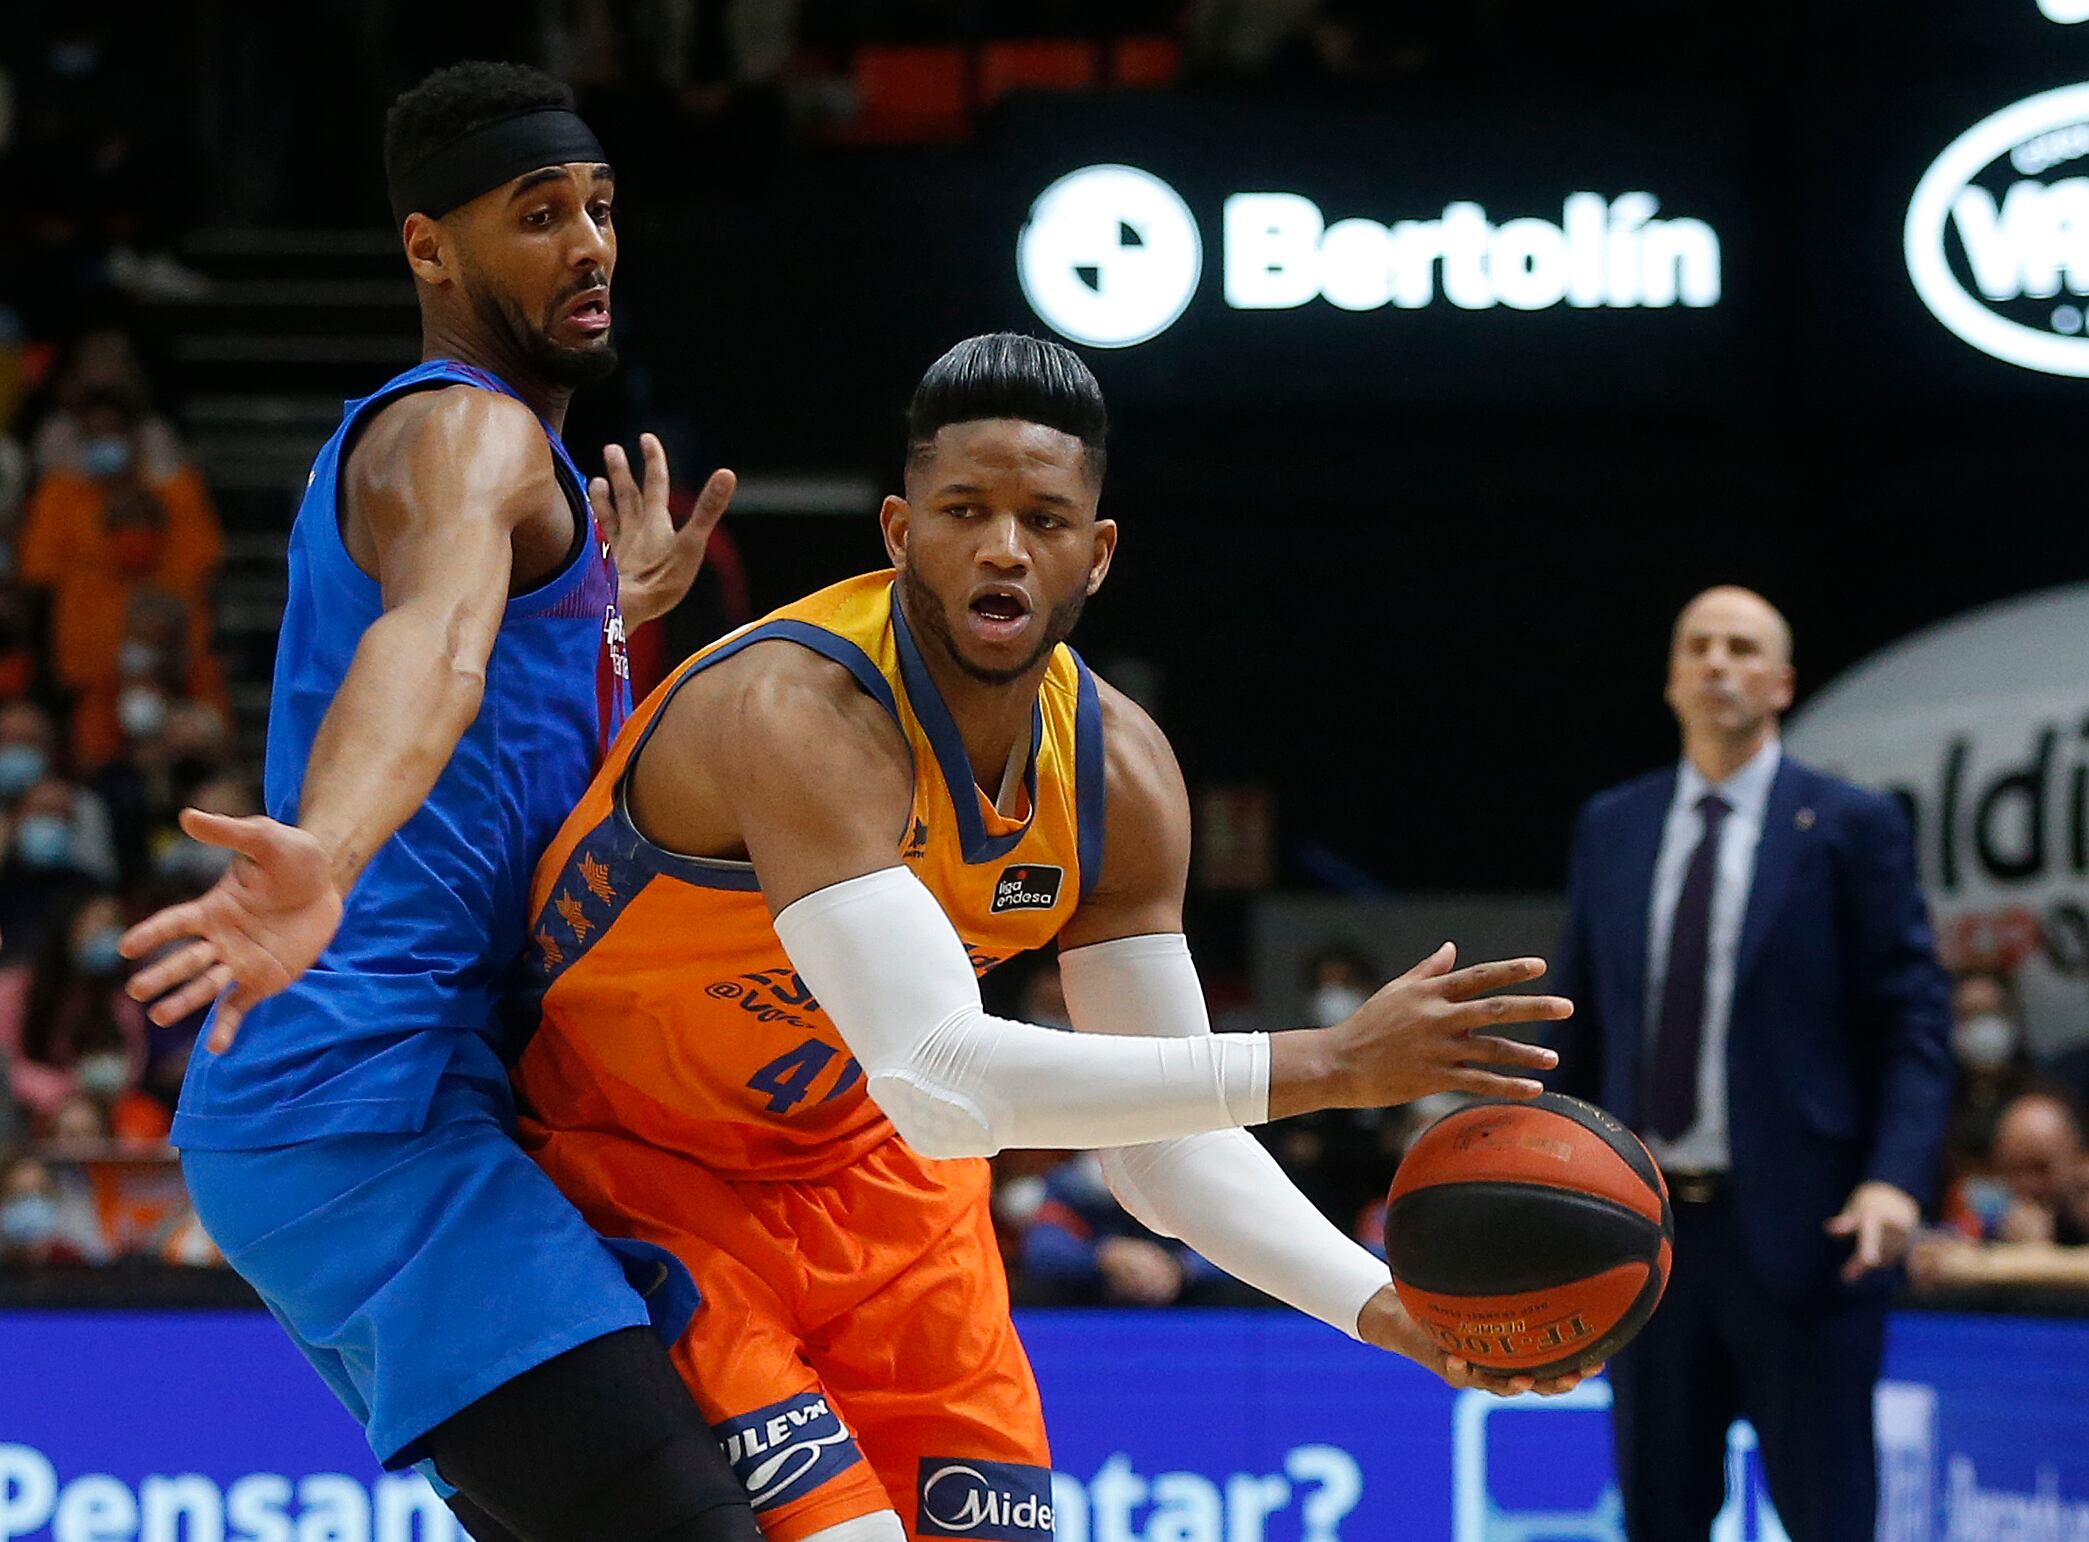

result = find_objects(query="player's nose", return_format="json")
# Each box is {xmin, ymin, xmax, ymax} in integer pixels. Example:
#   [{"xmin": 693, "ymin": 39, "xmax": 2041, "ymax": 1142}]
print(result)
[
  {"xmin": 569, "ymin": 217, "xmax": 612, "ymax": 269},
  {"xmin": 978, "ymin": 513, "xmax": 1029, "ymax": 569}
]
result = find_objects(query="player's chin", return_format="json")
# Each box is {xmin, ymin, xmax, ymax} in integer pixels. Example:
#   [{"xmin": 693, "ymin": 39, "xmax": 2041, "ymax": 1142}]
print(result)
[{"xmin": 537, "ymin": 333, "xmax": 620, "ymax": 386}]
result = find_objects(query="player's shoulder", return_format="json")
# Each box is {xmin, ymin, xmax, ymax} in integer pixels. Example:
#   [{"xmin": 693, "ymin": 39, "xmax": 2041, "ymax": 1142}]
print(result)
[
  {"xmin": 662, "ymin": 634, "xmax": 904, "ymax": 767},
  {"xmin": 363, "ymin": 380, "xmax": 541, "ymax": 448},
  {"xmin": 349, "ymin": 383, "xmax": 551, "ymax": 489}
]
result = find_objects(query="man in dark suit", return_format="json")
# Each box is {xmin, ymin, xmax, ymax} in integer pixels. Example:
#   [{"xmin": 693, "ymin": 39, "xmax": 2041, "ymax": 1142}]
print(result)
[{"xmin": 1551, "ymin": 586, "xmax": 1953, "ymax": 1541}]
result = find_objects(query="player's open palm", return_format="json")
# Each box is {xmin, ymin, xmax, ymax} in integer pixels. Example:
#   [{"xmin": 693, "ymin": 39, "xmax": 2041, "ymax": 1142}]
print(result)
[
  {"xmin": 1331, "ymin": 943, "xmax": 1570, "ymax": 1107},
  {"xmin": 120, "ymin": 809, "xmax": 344, "ymax": 1053}
]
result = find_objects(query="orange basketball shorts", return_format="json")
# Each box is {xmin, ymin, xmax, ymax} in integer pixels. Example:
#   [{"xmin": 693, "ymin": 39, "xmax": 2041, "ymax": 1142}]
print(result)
[{"xmin": 528, "ymin": 1129, "xmax": 1055, "ymax": 1542}]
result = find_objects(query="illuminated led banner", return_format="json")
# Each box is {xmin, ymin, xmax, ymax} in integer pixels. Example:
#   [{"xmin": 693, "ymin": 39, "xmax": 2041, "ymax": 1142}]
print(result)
[
  {"xmin": 972, "ymin": 95, "xmax": 1754, "ymax": 412},
  {"xmin": 1907, "ymin": 81, "xmax": 2089, "ymax": 377},
  {"xmin": 1020, "ymin": 167, "xmax": 1722, "ymax": 349}
]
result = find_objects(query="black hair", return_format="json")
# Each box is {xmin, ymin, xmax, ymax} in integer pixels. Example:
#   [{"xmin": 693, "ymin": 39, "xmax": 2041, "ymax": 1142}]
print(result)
[
  {"xmin": 905, "ymin": 333, "xmax": 1107, "ymax": 480},
  {"xmin": 384, "ymin": 61, "xmax": 576, "ymax": 190}
]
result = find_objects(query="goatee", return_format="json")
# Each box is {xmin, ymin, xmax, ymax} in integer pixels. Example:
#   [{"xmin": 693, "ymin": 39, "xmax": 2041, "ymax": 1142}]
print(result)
[{"xmin": 900, "ymin": 565, "xmax": 1086, "ymax": 686}]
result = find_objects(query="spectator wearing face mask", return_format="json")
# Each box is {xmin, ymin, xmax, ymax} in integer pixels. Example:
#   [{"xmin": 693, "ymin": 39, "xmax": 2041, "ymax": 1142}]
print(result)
[
  {"xmin": 70, "ymin": 583, "xmax": 229, "ymax": 774},
  {"xmin": 17, "ymin": 384, "xmax": 222, "ymax": 702},
  {"xmin": 91, "ymin": 695, "xmax": 234, "ymax": 886},
  {"xmin": 0, "ymin": 775, "xmax": 116, "ymax": 957},
  {"xmin": 1256, "ymin": 943, "xmax": 1391, "ymax": 1226},
  {"xmin": 0, "ymin": 699, "xmax": 61, "ymax": 804},
  {"xmin": 0, "ymin": 890, "xmax": 145, "ymax": 1122},
  {"xmin": 28, "ymin": 330, "xmax": 189, "ymax": 485},
  {"xmin": 0, "ymin": 1152, "xmax": 109, "ymax": 1266},
  {"xmin": 1942, "ymin": 969, "xmax": 2035, "ymax": 1180},
  {"xmin": 1914, "ymin": 1148, "xmax": 2089, "ymax": 1295}
]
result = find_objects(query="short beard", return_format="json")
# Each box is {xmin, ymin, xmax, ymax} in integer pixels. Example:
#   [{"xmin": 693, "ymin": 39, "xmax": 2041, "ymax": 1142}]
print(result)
[
  {"xmin": 468, "ymin": 279, "xmax": 619, "ymax": 390},
  {"xmin": 900, "ymin": 564, "xmax": 1086, "ymax": 686}
]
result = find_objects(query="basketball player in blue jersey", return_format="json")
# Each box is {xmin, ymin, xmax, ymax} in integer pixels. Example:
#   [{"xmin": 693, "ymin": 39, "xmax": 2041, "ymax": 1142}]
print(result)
[{"xmin": 117, "ymin": 62, "xmax": 762, "ymax": 1542}]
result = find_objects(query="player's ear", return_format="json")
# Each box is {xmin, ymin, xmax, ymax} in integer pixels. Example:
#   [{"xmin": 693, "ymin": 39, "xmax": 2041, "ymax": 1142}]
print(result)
[
  {"xmin": 1086, "ymin": 517, "xmax": 1118, "ymax": 597},
  {"xmin": 878, "ymin": 495, "xmax": 911, "ymax": 570},
  {"xmin": 401, "ymin": 214, "xmax": 451, "ymax": 288}
]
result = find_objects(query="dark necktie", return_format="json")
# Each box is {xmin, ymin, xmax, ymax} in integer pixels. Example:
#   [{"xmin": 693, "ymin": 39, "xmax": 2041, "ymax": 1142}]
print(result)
[{"xmin": 1645, "ymin": 792, "xmax": 1731, "ymax": 1141}]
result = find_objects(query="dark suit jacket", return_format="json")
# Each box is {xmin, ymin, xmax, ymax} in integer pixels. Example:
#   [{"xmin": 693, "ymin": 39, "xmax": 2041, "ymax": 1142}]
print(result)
[{"xmin": 1550, "ymin": 754, "xmax": 1954, "ymax": 1298}]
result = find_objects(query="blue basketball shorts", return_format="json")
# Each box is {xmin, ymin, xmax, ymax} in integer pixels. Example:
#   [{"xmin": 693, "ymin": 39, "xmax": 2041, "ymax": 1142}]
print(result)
[{"xmin": 180, "ymin": 1074, "xmax": 698, "ymax": 1473}]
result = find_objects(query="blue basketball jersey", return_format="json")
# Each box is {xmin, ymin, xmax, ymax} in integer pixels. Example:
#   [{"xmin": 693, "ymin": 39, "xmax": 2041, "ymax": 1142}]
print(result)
[{"xmin": 174, "ymin": 361, "xmax": 631, "ymax": 1149}]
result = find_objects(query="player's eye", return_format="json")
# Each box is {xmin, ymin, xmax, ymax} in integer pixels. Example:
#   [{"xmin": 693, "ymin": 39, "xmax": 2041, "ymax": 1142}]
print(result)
[
  {"xmin": 589, "ymin": 202, "xmax": 613, "ymax": 226},
  {"xmin": 524, "ymin": 208, "xmax": 555, "ymax": 228}
]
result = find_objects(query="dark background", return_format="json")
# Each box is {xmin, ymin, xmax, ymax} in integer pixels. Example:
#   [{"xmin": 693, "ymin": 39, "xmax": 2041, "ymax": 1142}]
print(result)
[{"xmin": 12, "ymin": 1, "xmax": 2087, "ymax": 897}]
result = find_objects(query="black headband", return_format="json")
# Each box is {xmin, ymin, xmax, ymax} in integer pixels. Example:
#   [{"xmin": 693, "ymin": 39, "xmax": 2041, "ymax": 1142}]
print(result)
[{"xmin": 389, "ymin": 106, "xmax": 608, "ymax": 227}]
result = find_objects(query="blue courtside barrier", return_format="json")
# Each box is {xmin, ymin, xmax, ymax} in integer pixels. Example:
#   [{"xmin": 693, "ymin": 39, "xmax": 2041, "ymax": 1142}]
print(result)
[{"xmin": 2, "ymin": 1309, "xmax": 2085, "ymax": 1540}]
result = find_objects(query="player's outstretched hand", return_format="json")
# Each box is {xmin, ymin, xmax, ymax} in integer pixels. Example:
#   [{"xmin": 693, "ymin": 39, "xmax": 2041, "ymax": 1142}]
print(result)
[
  {"xmin": 1358, "ymin": 1285, "xmax": 1599, "ymax": 1397},
  {"xmin": 119, "ymin": 810, "xmax": 344, "ymax": 1053},
  {"xmin": 1306, "ymin": 942, "xmax": 1570, "ymax": 1112},
  {"xmin": 592, "ymin": 433, "xmax": 735, "ymax": 628}
]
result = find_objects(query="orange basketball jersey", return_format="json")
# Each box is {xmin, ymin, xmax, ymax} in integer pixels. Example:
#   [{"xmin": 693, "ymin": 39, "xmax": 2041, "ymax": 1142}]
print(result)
[{"xmin": 511, "ymin": 571, "xmax": 1105, "ymax": 1182}]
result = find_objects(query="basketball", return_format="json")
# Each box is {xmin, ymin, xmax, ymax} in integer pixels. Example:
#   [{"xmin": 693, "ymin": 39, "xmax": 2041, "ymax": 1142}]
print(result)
[{"xmin": 1382, "ymin": 1093, "xmax": 1673, "ymax": 1378}]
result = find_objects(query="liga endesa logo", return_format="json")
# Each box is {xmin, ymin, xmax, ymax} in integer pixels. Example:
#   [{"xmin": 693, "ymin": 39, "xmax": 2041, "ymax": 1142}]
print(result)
[
  {"xmin": 1906, "ymin": 83, "xmax": 2089, "ymax": 376},
  {"xmin": 1018, "ymin": 164, "xmax": 1722, "ymax": 347}
]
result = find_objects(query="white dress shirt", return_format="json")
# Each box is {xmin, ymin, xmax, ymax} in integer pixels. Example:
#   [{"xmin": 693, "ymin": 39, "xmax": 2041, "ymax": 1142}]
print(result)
[{"xmin": 1642, "ymin": 738, "xmax": 1782, "ymax": 1172}]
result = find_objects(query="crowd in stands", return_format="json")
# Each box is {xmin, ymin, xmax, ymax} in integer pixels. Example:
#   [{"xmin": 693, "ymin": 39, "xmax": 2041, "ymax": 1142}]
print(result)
[{"xmin": 0, "ymin": 309, "xmax": 244, "ymax": 1271}]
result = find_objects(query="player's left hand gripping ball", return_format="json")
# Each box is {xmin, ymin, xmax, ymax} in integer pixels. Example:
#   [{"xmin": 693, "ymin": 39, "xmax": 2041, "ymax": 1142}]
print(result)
[{"xmin": 1358, "ymin": 1284, "xmax": 1601, "ymax": 1398}]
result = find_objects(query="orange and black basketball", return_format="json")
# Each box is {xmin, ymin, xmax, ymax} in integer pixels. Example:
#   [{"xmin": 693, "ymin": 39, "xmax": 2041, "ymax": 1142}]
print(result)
[{"xmin": 1382, "ymin": 1092, "xmax": 1673, "ymax": 1378}]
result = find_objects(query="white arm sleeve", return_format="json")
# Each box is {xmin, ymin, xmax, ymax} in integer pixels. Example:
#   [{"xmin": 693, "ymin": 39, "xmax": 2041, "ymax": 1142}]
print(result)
[
  {"xmin": 771, "ymin": 867, "xmax": 1269, "ymax": 1159},
  {"xmin": 1061, "ymin": 933, "xmax": 1392, "ymax": 1340}
]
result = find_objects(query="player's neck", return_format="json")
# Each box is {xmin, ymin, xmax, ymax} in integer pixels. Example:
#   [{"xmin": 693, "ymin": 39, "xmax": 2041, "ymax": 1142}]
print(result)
[
  {"xmin": 1682, "ymin": 722, "xmax": 1777, "ymax": 786},
  {"xmin": 917, "ymin": 645, "xmax": 1047, "ymax": 799},
  {"xmin": 419, "ymin": 322, "xmax": 572, "ymax": 433}
]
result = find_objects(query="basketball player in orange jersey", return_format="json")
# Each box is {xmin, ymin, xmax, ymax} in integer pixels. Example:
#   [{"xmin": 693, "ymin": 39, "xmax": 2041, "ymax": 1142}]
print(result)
[{"xmin": 512, "ymin": 334, "xmax": 1595, "ymax": 1542}]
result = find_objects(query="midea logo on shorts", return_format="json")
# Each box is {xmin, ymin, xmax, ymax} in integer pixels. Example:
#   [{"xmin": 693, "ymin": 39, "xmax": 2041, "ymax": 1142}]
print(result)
[
  {"xmin": 1906, "ymin": 82, "xmax": 2089, "ymax": 377},
  {"xmin": 1018, "ymin": 165, "xmax": 1203, "ymax": 348},
  {"xmin": 1019, "ymin": 164, "xmax": 1722, "ymax": 348},
  {"xmin": 919, "ymin": 1463, "xmax": 1053, "ymax": 1536}
]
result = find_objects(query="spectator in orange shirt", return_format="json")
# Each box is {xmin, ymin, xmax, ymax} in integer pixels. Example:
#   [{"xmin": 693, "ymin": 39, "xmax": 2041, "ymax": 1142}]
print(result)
[
  {"xmin": 70, "ymin": 584, "xmax": 230, "ymax": 771},
  {"xmin": 18, "ymin": 385, "xmax": 222, "ymax": 732}
]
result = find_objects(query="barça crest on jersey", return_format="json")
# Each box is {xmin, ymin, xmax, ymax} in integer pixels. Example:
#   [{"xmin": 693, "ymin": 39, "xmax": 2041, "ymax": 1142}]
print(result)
[{"xmin": 990, "ymin": 864, "xmax": 1064, "ymax": 914}]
